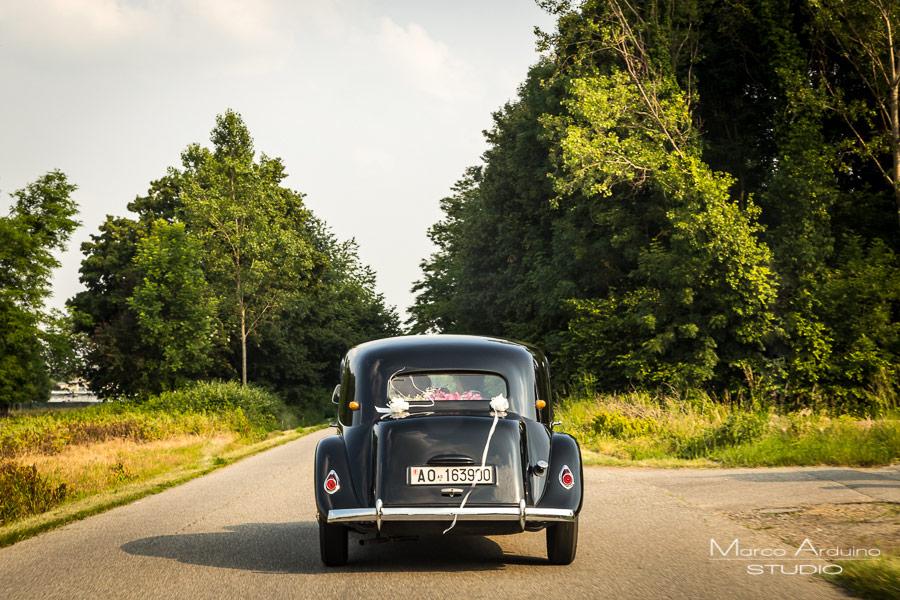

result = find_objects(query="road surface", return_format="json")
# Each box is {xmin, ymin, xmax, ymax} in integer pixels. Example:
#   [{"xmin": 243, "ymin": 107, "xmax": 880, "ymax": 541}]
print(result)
[{"xmin": 0, "ymin": 429, "xmax": 867, "ymax": 599}]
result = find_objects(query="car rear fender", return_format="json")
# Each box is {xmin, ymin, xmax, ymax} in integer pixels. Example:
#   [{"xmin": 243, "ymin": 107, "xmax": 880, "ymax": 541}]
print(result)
[
  {"xmin": 314, "ymin": 434, "xmax": 360, "ymax": 517},
  {"xmin": 535, "ymin": 433, "xmax": 583, "ymax": 514}
]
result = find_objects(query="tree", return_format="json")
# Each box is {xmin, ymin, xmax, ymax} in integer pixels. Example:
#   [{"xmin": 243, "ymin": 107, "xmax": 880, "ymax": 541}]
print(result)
[
  {"xmin": 70, "ymin": 214, "xmax": 154, "ymax": 397},
  {"xmin": 813, "ymin": 0, "xmax": 900, "ymax": 230},
  {"xmin": 249, "ymin": 217, "xmax": 401, "ymax": 408},
  {"xmin": 72, "ymin": 111, "xmax": 395, "ymax": 404},
  {"xmin": 0, "ymin": 171, "xmax": 78, "ymax": 412},
  {"xmin": 42, "ymin": 308, "xmax": 86, "ymax": 384},
  {"xmin": 127, "ymin": 220, "xmax": 218, "ymax": 393},
  {"xmin": 179, "ymin": 110, "xmax": 324, "ymax": 385}
]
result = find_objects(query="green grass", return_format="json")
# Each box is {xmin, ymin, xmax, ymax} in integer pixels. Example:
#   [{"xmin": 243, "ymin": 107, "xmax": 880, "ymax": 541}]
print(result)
[
  {"xmin": 825, "ymin": 554, "xmax": 900, "ymax": 600},
  {"xmin": 0, "ymin": 425, "xmax": 325, "ymax": 548},
  {"xmin": 556, "ymin": 390, "xmax": 900, "ymax": 467},
  {"xmin": 0, "ymin": 381, "xmax": 320, "ymax": 530}
]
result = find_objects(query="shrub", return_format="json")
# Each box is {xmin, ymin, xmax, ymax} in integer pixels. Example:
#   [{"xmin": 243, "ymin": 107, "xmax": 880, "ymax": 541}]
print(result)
[
  {"xmin": 676, "ymin": 411, "xmax": 768, "ymax": 459},
  {"xmin": 142, "ymin": 380, "xmax": 286, "ymax": 429},
  {"xmin": 592, "ymin": 410, "xmax": 658, "ymax": 438},
  {"xmin": 0, "ymin": 462, "xmax": 68, "ymax": 525}
]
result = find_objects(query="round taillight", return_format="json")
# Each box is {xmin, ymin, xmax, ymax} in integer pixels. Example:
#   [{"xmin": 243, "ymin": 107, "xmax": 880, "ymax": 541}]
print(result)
[
  {"xmin": 324, "ymin": 470, "xmax": 340, "ymax": 494},
  {"xmin": 559, "ymin": 465, "xmax": 575, "ymax": 490}
]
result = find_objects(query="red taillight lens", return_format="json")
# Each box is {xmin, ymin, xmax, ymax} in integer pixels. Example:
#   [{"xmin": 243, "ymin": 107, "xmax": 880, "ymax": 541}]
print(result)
[
  {"xmin": 559, "ymin": 465, "xmax": 575, "ymax": 490},
  {"xmin": 324, "ymin": 470, "xmax": 340, "ymax": 494}
]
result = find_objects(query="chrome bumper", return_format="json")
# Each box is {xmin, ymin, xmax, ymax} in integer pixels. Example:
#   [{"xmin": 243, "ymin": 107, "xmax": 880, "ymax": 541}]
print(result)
[{"xmin": 327, "ymin": 498, "xmax": 574, "ymax": 532}]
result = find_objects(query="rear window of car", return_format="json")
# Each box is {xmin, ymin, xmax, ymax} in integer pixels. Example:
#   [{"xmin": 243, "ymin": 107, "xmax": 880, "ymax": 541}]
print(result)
[{"xmin": 388, "ymin": 372, "xmax": 507, "ymax": 404}]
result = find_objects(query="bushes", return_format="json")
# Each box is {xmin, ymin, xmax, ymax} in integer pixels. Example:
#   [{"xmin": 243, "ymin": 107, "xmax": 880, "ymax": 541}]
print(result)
[
  {"xmin": 142, "ymin": 380, "xmax": 287, "ymax": 430},
  {"xmin": 592, "ymin": 411, "xmax": 658, "ymax": 438},
  {"xmin": 0, "ymin": 462, "xmax": 68, "ymax": 525},
  {"xmin": 0, "ymin": 406, "xmax": 241, "ymax": 459},
  {"xmin": 558, "ymin": 389, "xmax": 900, "ymax": 466},
  {"xmin": 1, "ymin": 381, "xmax": 290, "ymax": 460},
  {"xmin": 676, "ymin": 411, "xmax": 767, "ymax": 459}
]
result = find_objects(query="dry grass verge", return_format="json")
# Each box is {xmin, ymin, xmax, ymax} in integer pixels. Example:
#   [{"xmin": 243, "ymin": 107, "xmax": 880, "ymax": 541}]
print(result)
[{"xmin": 0, "ymin": 425, "xmax": 323, "ymax": 548}]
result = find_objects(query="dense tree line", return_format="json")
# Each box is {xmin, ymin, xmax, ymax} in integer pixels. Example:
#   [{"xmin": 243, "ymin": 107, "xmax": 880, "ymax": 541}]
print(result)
[
  {"xmin": 410, "ymin": 0, "xmax": 900, "ymax": 408},
  {"xmin": 70, "ymin": 111, "xmax": 399, "ymax": 409},
  {"xmin": 0, "ymin": 172, "xmax": 79, "ymax": 413}
]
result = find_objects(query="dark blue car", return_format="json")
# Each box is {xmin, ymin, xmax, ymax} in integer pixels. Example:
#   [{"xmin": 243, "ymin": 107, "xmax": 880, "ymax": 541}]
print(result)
[{"xmin": 314, "ymin": 335, "xmax": 583, "ymax": 566}]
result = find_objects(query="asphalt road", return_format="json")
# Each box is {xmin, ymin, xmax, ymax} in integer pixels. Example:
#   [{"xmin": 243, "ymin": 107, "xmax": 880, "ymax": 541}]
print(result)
[{"xmin": 0, "ymin": 429, "xmax": 859, "ymax": 600}]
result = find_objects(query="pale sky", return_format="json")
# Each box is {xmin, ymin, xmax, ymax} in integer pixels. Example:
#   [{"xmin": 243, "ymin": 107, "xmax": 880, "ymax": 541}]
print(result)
[{"xmin": 0, "ymin": 0, "xmax": 557, "ymax": 322}]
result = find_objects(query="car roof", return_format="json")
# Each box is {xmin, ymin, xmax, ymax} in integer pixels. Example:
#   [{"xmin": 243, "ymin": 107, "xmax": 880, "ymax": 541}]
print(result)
[
  {"xmin": 340, "ymin": 335, "xmax": 551, "ymax": 424},
  {"xmin": 349, "ymin": 334, "xmax": 543, "ymax": 365}
]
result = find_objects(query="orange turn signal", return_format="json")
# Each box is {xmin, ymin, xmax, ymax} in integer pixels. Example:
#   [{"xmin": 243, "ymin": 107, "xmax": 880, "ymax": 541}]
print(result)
[
  {"xmin": 536, "ymin": 399, "xmax": 547, "ymax": 410},
  {"xmin": 349, "ymin": 401, "xmax": 360, "ymax": 410}
]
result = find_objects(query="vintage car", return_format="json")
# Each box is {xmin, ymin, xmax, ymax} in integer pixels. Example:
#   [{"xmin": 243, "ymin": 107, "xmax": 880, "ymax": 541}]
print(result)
[{"xmin": 314, "ymin": 334, "xmax": 583, "ymax": 566}]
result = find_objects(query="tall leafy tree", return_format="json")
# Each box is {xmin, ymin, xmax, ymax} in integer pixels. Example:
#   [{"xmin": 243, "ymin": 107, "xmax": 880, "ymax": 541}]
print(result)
[
  {"xmin": 250, "ymin": 217, "xmax": 401, "ymax": 406},
  {"xmin": 127, "ymin": 220, "xmax": 218, "ymax": 393},
  {"xmin": 0, "ymin": 171, "xmax": 78, "ymax": 411},
  {"xmin": 70, "ymin": 214, "xmax": 154, "ymax": 397},
  {"xmin": 542, "ymin": 0, "xmax": 777, "ymax": 388},
  {"xmin": 42, "ymin": 308, "xmax": 86, "ymax": 384},
  {"xmin": 73, "ymin": 111, "xmax": 397, "ymax": 406},
  {"xmin": 179, "ymin": 110, "xmax": 324, "ymax": 385},
  {"xmin": 813, "ymin": 0, "xmax": 900, "ymax": 230}
]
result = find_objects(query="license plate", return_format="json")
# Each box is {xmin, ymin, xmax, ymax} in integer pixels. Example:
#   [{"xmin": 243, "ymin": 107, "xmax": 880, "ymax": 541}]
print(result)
[{"xmin": 408, "ymin": 465, "xmax": 495, "ymax": 485}]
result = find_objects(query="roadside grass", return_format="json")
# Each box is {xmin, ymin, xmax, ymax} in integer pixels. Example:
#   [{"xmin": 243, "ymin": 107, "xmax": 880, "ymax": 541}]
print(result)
[
  {"xmin": 557, "ymin": 388, "xmax": 900, "ymax": 468},
  {"xmin": 826, "ymin": 553, "xmax": 900, "ymax": 600},
  {"xmin": 0, "ymin": 425, "xmax": 323, "ymax": 548},
  {"xmin": 0, "ymin": 380, "xmax": 326, "ymax": 540}
]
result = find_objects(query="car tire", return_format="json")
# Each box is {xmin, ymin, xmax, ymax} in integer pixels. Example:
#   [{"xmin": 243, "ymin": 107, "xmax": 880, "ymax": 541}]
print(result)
[
  {"xmin": 318, "ymin": 517, "xmax": 348, "ymax": 566},
  {"xmin": 546, "ymin": 516, "xmax": 578, "ymax": 565}
]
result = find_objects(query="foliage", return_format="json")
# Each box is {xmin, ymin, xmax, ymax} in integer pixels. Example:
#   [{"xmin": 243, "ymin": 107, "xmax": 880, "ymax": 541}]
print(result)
[
  {"xmin": 0, "ymin": 171, "xmax": 79, "ymax": 410},
  {"xmin": 248, "ymin": 217, "xmax": 401, "ymax": 409},
  {"xmin": 0, "ymin": 403, "xmax": 246, "ymax": 459},
  {"xmin": 127, "ymin": 221, "xmax": 218, "ymax": 393},
  {"xmin": 142, "ymin": 380, "xmax": 288, "ymax": 430},
  {"xmin": 557, "ymin": 388, "xmax": 900, "ymax": 467},
  {"xmin": 178, "ymin": 110, "xmax": 324, "ymax": 385},
  {"xmin": 827, "ymin": 553, "xmax": 900, "ymax": 600},
  {"xmin": 70, "ymin": 214, "xmax": 159, "ymax": 398},
  {"xmin": 592, "ymin": 410, "xmax": 657, "ymax": 438},
  {"xmin": 41, "ymin": 308, "xmax": 86, "ymax": 384},
  {"xmin": 0, "ymin": 387, "xmax": 323, "ymax": 532},
  {"xmin": 409, "ymin": 0, "xmax": 900, "ymax": 407},
  {"xmin": 812, "ymin": 0, "xmax": 900, "ymax": 230},
  {"xmin": 678, "ymin": 411, "xmax": 768, "ymax": 459},
  {"xmin": 0, "ymin": 462, "xmax": 68, "ymax": 526},
  {"xmin": 71, "ymin": 111, "xmax": 398, "ymax": 405},
  {"xmin": 0, "ymin": 381, "xmax": 288, "ymax": 461}
]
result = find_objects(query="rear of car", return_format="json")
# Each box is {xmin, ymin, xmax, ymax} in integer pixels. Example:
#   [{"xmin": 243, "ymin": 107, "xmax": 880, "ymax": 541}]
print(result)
[{"xmin": 314, "ymin": 335, "xmax": 582, "ymax": 566}]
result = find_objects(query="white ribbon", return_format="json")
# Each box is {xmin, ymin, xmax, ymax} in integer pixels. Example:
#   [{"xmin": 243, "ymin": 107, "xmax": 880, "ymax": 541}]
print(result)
[
  {"xmin": 375, "ymin": 397, "xmax": 410, "ymax": 417},
  {"xmin": 443, "ymin": 394, "xmax": 508, "ymax": 534}
]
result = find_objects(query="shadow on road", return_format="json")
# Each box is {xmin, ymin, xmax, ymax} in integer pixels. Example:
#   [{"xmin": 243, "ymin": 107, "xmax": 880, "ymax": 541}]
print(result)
[{"xmin": 121, "ymin": 522, "xmax": 545, "ymax": 573}]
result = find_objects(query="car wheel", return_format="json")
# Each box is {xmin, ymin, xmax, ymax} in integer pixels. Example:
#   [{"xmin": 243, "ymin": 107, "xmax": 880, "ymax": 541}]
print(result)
[
  {"xmin": 546, "ymin": 516, "xmax": 578, "ymax": 565},
  {"xmin": 318, "ymin": 517, "xmax": 348, "ymax": 566}
]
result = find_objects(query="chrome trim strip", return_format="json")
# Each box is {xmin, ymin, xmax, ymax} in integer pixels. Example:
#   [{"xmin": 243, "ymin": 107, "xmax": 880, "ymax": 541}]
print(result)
[{"xmin": 327, "ymin": 505, "xmax": 575, "ymax": 524}]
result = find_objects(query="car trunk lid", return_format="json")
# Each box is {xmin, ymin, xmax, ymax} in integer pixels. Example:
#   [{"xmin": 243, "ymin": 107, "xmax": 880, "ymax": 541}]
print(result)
[{"xmin": 373, "ymin": 414, "xmax": 525, "ymax": 506}]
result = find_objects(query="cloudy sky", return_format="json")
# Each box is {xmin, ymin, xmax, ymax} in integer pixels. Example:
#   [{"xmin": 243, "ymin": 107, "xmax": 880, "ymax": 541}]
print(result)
[{"xmin": 0, "ymin": 0, "xmax": 557, "ymax": 322}]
